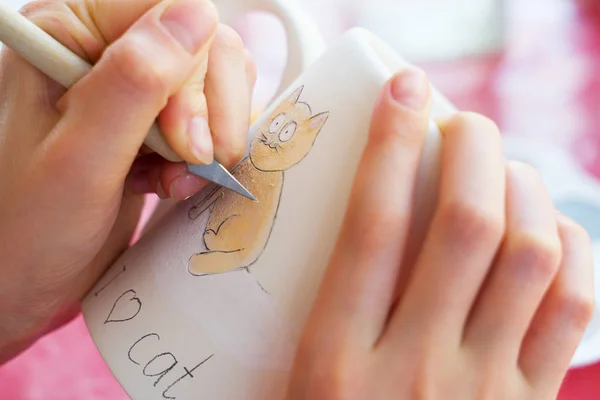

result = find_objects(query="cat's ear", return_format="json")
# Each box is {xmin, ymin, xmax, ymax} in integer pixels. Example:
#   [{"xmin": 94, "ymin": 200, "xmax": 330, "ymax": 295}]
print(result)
[
  {"xmin": 286, "ymin": 86, "xmax": 304, "ymax": 104},
  {"xmin": 308, "ymin": 112, "xmax": 329, "ymax": 131}
]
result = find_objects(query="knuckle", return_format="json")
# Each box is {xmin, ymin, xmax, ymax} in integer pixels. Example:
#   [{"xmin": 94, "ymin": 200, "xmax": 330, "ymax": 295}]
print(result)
[
  {"xmin": 19, "ymin": 0, "xmax": 55, "ymax": 16},
  {"xmin": 555, "ymin": 292, "xmax": 595, "ymax": 331},
  {"xmin": 390, "ymin": 119, "xmax": 425, "ymax": 146},
  {"xmin": 20, "ymin": 1, "xmax": 71, "ymax": 36},
  {"xmin": 559, "ymin": 216, "xmax": 592, "ymax": 247},
  {"xmin": 212, "ymin": 132, "xmax": 246, "ymax": 165},
  {"xmin": 409, "ymin": 349, "xmax": 444, "ymax": 400},
  {"xmin": 19, "ymin": 2, "xmax": 99, "ymax": 62},
  {"xmin": 442, "ymin": 112, "xmax": 501, "ymax": 141},
  {"xmin": 346, "ymin": 208, "xmax": 410, "ymax": 256},
  {"xmin": 438, "ymin": 200, "xmax": 504, "ymax": 246},
  {"xmin": 370, "ymin": 108, "xmax": 425, "ymax": 148},
  {"xmin": 106, "ymin": 38, "xmax": 170, "ymax": 96},
  {"xmin": 213, "ymin": 24, "xmax": 245, "ymax": 54},
  {"xmin": 293, "ymin": 342, "xmax": 363, "ymax": 400},
  {"xmin": 508, "ymin": 232, "xmax": 562, "ymax": 279},
  {"xmin": 411, "ymin": 367, "xmax": 434, "ymax": 399},
  {"xmin": 324, "ymin": 358, "xmax": 363, "ymax": 399},
  {"xmin": 507, "ymin": 160, "xmax": 541, "ymax": 182}
]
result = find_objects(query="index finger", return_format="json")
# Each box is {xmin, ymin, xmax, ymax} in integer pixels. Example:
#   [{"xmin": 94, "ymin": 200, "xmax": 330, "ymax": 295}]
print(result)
[{"xmin": 303, "ymin": 68, "xmax": 432, "ymax": 348}]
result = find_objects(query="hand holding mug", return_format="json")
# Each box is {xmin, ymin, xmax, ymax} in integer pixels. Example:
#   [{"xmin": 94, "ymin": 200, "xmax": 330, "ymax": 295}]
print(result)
[{"xmin": 288, "ymin": 69, "xmax": 594, "ymax": 400}]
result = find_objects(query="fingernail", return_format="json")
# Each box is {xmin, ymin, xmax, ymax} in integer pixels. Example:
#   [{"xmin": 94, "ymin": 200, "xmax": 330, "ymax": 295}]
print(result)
[
  {"xmin": 188, "ymin": 116, "xmax": 214, "ymax": 165},
  {"xmin": 161, "ymin": 0, "xmax": 217, "ymax": 54},
  {"xmin": 390, "ymin": 67, "xmax": 429, "ymax": 110},
  {"xmin": 170, "ymin": 174, "xmax": 206, "ymax": 201}
]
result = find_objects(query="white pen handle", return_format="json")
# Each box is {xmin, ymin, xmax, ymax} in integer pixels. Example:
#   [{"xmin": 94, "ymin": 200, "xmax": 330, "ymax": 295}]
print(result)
[{"xmin": 0, "ymin": 1, "xmax": 181, "ymax": 162}]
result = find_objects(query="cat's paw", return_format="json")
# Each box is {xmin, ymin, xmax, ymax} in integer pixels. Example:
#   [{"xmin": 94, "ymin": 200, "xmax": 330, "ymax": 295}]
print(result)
[{"xmin": 188, "ymin": 251, "xmax": 243, "ymax": 276}]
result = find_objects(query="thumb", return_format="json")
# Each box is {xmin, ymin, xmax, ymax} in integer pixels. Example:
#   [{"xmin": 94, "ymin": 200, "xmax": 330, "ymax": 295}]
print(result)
[{"xmin": 45, "ymin": 0, "xmax": 217, "ymax": 187}]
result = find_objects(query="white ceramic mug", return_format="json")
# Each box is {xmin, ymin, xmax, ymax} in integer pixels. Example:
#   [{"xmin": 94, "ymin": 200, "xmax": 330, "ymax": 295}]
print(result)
[{"xmin": 82, "ymin": 27, "xmax": 456, "ymax": 399}]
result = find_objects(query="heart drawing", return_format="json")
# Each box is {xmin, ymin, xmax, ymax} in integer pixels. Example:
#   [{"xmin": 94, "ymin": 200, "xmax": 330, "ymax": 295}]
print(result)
[{"xmin": 104, "ymin": 289, "xmax": 142, "ymax": 324}]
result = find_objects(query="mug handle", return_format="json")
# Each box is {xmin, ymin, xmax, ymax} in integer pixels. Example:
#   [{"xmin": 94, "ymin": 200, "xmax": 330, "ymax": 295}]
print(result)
[
  {"xmin": 141, "ymin": 1, "xmax": 325, "ymax": 232},
  {"xmin": 217, "ymin": 0, "xmax": 326, "ymax": 102}
]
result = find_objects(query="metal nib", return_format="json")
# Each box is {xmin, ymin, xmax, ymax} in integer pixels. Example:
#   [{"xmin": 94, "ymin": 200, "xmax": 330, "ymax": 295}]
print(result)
[{"xmin": 187, "ymin": 161, "xmax": 256, "ymax": 201}]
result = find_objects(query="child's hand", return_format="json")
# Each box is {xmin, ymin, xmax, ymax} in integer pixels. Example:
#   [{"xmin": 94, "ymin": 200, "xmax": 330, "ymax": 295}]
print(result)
[
  {"xmin": 288, "ymin": 69, "xmax": 594, "ymax": 399},
  {"xmin": 0, "ymin": 0, "xmax": 255, "ymax": 361}
]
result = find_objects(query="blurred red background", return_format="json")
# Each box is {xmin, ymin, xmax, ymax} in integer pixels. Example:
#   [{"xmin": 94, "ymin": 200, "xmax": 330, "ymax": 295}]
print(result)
[{"xmin": 1, "ymin": 0, "xmax": 599, "ymax": 398}]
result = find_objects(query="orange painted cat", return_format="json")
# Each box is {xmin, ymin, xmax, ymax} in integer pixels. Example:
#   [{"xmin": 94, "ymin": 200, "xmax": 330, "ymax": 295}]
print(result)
[{"xmin": 188, "ymin": 86, "xmax": 329, "ymax": 277}]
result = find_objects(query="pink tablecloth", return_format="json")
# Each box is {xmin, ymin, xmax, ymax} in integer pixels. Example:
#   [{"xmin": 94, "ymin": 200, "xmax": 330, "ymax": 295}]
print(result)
[
  {"xmin": 0, "ymin": 316, "xmax": 129, "ymax": 399},
  {"xmin": 2, "ymin": 0, "xmax": 600, "ymax": 399}
]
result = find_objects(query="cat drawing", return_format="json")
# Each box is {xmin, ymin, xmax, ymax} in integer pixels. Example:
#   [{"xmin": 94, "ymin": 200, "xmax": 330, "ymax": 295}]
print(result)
[{"xmin": 187, "ymin": 86, "xmax": 329, "ymax": 278}]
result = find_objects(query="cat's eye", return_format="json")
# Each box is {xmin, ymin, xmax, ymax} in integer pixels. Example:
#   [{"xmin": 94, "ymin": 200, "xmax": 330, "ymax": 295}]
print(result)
[
  {"xmin": 269, "ymin": 114, "xmax": 286, "ymax": 134},
  {"xmin": 279, "ymin": 122, "xmax": 297, "ymax": 142}
]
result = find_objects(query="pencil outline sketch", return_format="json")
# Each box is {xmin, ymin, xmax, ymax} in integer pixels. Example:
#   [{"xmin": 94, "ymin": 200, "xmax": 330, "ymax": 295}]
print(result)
[{"xmin": 187, "ymin": 86, "xmax": 330, "ymax": 282}]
